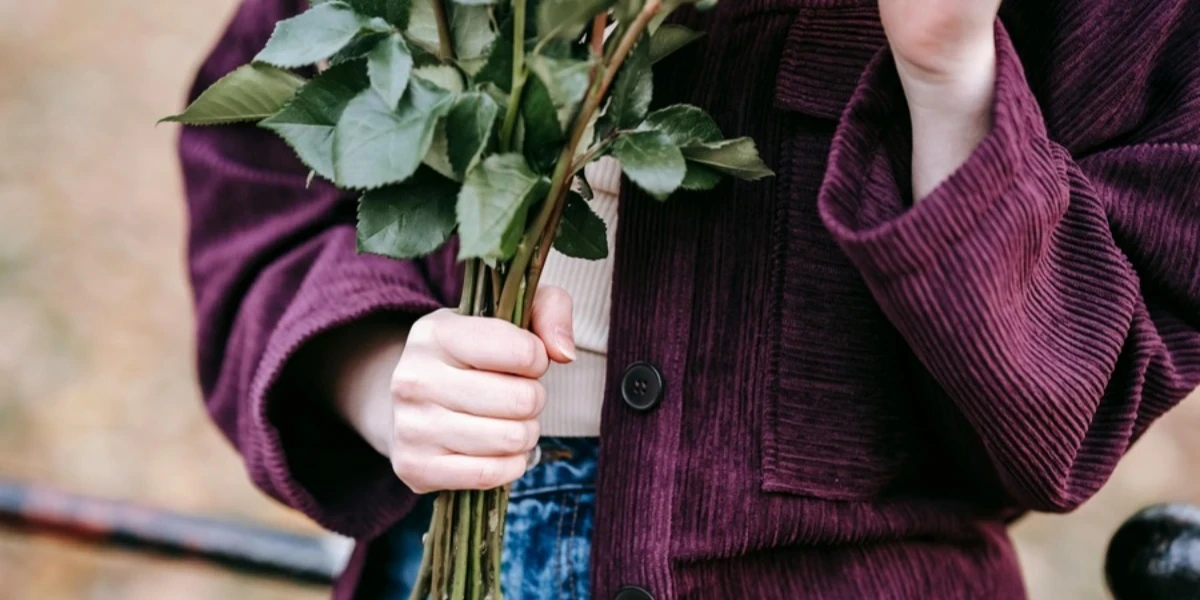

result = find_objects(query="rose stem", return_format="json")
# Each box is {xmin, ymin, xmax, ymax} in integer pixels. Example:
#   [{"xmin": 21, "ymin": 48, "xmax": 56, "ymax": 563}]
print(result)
[
  {"xmin": 468, "ymin": 490, "xmax": 483, "ymax": 600},
  {"xmin": 407, "ymin": 496, "xmax": 440, "ymax": 600},
  {"xmin": 430, "ymin": 0, "xmax": 454, "ymax": 61},
  {"xmin": 518, "ymin": 3, "xmax": 661, "ymax": 325},
  {"xmin": 498, "ymin": 0, "xmax": 528, "ymax": 152}
]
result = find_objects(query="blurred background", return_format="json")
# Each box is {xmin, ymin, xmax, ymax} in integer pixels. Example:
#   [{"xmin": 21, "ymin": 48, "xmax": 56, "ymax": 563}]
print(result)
[{"xmin": 0, "ymin": 1, "xmax": 1195, "ymax": 599}]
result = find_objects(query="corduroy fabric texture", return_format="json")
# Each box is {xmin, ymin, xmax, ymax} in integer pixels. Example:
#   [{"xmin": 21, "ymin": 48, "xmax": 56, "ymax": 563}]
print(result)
[{"xmin": 179, "ymin": 0, "xmax": 1200, "ymax": 598}]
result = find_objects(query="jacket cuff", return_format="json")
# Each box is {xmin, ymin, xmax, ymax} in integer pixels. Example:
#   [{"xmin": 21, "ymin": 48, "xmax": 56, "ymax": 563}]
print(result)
[
  {"xmin": 247, "ymin": 231, "xmax": 445, "ymax": 539},
  {"xmin": 818, "ymin": 22, "xmax": 1064, "ymax": 279}
]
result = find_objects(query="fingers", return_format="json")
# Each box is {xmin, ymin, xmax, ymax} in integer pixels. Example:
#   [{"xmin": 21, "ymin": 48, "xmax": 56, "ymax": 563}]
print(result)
[
  {"xmin": 395, "ymin": 453, "xmax": 528, "ymax": 495},
  {"xmin": 402, "ymin": 368, "xmax": 545, "ymax": 420},
  {"xmin": 410, "ymin": 410, "xmax": 540, "ymax": 457},
  {"xmin": 387, "ymin": 303, "xmax": 572, "ymax": 495},
  {"xmin": 425, "ymin": 310, "xmax": 551, "ymax": 378},
  {"xmin": 529, "ymin": 286, "xmax": 575, "ymax": 364}
]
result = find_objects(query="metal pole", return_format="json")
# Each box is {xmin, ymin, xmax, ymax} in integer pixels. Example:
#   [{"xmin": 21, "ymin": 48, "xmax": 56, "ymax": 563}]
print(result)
[{"xmin": 0, "ymin": 479, "xmax": 351, "ymax": 584}]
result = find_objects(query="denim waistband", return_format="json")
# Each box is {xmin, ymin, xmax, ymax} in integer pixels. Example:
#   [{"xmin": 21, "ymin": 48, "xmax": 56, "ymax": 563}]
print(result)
[{"xmin": 512, "ymin": 437, "xmax": 599, "ymax": 498}]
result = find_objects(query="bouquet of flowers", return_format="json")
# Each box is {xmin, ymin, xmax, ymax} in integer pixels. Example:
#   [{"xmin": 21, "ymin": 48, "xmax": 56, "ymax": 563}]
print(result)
[{"xmin": 165, "ymin": 0, "xmax": 770, "ymax": 596}]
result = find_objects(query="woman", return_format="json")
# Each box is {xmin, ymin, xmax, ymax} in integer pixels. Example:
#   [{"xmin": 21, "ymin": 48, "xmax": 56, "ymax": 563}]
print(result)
[{"xmin": 180, "ymin": 0, "xmax": 1200, "ymax": 598}]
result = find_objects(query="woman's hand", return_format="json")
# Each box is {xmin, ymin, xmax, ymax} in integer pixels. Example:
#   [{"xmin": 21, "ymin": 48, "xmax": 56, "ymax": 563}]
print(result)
[
  {"xmin": 878, "ymin": 0, "xmax": 1003, "ymax": 199},
  {"xmin": 330, "ymin": 287, "xmax": 576, "ymax": 494}
]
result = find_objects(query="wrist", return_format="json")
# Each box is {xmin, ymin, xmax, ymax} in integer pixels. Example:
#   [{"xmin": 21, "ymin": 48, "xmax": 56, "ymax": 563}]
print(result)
[
  {"xmin": 896, "ymin": 39, "xmax": 998, "ymax": 201},
  {"xmin": 894, "ymin": 32, "xmax": 997, "ymax": 118},
  {"xmin": 320, "ymin": 315, "xmax": 412, "ymax": 458}
]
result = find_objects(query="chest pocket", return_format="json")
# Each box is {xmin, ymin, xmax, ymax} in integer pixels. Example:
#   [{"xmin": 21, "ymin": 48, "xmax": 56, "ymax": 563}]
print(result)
[{"xmin": 761, "ymin": 8, "xmax": 935, "ymax": 501}]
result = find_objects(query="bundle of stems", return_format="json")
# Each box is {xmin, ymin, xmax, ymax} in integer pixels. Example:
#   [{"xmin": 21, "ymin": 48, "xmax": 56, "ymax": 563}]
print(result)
[
  {"xmin": 165, "ymin": 0, "xmax": 769, "ymax": 593},
  {"xmin": 410, "ymin": 4, "xmax": 661, "ymax": 599}
]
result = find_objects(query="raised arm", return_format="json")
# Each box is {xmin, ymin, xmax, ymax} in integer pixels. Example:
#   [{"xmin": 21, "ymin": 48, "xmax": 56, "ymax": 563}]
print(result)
[{"xmin": 819, "ymin": 5, "xmax": 1200, "ymax": 511}]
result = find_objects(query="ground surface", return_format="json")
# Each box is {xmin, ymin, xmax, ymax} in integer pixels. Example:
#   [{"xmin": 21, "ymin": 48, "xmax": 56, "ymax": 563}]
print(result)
[{"xmin": 0, "ymin": 2, "xmax": 1196, "ymax": 599}]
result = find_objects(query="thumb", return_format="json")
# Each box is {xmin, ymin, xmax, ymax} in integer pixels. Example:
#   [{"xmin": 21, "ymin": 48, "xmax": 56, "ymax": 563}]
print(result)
[{"xmin": 530, "ymin": 286, "xmax": 575, "ymax": 364}]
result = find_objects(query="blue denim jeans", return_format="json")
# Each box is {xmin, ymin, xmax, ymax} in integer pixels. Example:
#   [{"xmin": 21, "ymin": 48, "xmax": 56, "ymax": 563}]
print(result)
[{"xmin": 380, "ymin": 437, "xmax": 598, "ymax": 599}]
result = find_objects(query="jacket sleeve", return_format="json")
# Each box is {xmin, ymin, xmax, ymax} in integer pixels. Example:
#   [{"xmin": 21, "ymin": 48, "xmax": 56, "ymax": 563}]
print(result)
[
  {"xmin": 179, "ymin": 0, "xmax": 459, "ymax": 537},
  {"xmin": 818, "ymin": 20, "xmax": 1200, "ymax": 512}
]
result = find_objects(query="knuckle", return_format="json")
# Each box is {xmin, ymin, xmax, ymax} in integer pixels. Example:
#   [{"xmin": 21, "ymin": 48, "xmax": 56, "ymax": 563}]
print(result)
[
  {"xmin": 500, "ymin": 420, "xmax": 537, "ymax": 453},
  {"xmin": 540, "ymin": 286, "xmax": 568, "ymax": 305},
  {"xmin": 425, "ymin": 310, "xmax": 461, "ymax": 348},
  {"xmin": 474, "ymin": 462, "xmax": 504, "ymax": 489},
  {"xmin": 510, "ymin": 381, "xmax": 544, "ymax": 419},
  {"xmin": 390, "ymin": 371, "xmax": 427, "ymax": 402},
  {"xmin": 536, "ymin": 287, "xmax": 573, "ymax": 319},
  {"xmin": 500, "ymin": 423, "xmax": 527, "ymax": 454},
  {"xmin": 509, "ymin": 334, "xmax": 544, "ymax": 373},
  {"xmin": 393, "ymin": 411, "xmax": 431, "ymax": 445},
  {"xmin": 392, "ymin": 453, "xmax": 424, "ymax": 483},
  {"xmin": 409, "ymin": 312, "xmax": 440, "ymax": 341}
]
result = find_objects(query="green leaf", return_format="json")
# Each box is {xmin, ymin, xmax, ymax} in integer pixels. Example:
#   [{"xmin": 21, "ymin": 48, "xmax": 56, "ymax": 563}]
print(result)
[
  {"xmin": 528, "ymin": 55, "xmax": 591, "ymax": 130},
  {"xmin": 451, "ymin": 3, "xmax": 496, "ymax": 75},
  {"xmin": 520, "ymin": 75, "xmax": 565, "ymax": 174},
  {"xmin": 259, "ymin": 60, "xmax": 369, "ymax": 180},
  {"xmin": 330, "ymin": 30, "xmax": 391, "ymax": 64},
  {"xmin": 456, "ymin": 154, "xmax": 549, "ymax": 263},
  {"xmin": 681, "ymin": 137, "xmax": 774, "ymax": 180},
  {"xmin": 357, "ymin": 167, "xmax": 458, "ymax": 259},
  {"xmin": 255, "ymin": 2, "xmax": 374, "ymax": 68},
  {"xmin": 474, "ymin": 18, "xmax": 514, "ymax": 91},
  {"xmin": 501, "ymin": 179, "xmax": 552, "ymax": 259},
  {"xmin": 452, "ymin": 0, "xmax": 499, "ymax": 4},
  {"xmin": 536, "ymin": 0, "xmax": 615, "ymax": 41},
  {"xmin": 413, "ymin": 64, "xmax": 465, "ymax": 93},
  {"xmin": 161, "ymin": 64, "xmax": 305, "ymax": 126},
  {"xmin": 649, "ymin": 24, "xmax": 704, "ymax": 63},
  {"xmin": 478, "ymin": 82, "xmax": 509, "ymax": 107},
  {"xmin": 404, "ymin": 0, "xmax": 441, "ymax": 52},
  {"xmin": 649, "ymin": 0, "xmax": 718, "ymax": 32},
  {"xmin": 333, "ymin": 76, "xmax": 455, "ymax": 189},
  {"xmin": 408, "ymin": 40, "xmax": 445, "ymax": 67},
  {"xmin": 553, "ymin": 191, "xmax": 608, "ymax": 259},
  {"xmin": 446, "ymin": 91, "xmax": 500, "ymax": 176},
  {"xmin": 640, "ymin": 104, "xmax": 721, "ymax": 146},
  {"xmin": 537, "ymin": 37, "xmax": 583, "ymax": 60},
  {"xmin": 611, "ymin": 130, "xmax": 686, "ymax": 200},
  {"xmin": 606, "ymin": 35, "xmax": 652, "ymax": 129},
  {"xmin": 422, "ymin": 121, "xmax": 459, "ymax": 180},
  {"xmin": 347, "ymin": 0, "xmax": 411, "ymax": 28},
  {"xmin": 367, "ymin": 34, "xmax": 414, "ymax": 107},
  {"xmin": 680, "ymin": 162, "xmax": 723, "ymax": 190},
  {"xmin": 615, "ymin": 0, "xmax": 643, "ymax": 23},
  {"xmin": 574, "ymin": 109, "xmax": 600, "ymax": 163}
]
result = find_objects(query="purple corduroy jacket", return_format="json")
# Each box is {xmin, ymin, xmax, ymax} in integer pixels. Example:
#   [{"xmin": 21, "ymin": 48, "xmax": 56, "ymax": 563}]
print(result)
[{"xmin": 180, "ymin": 0, "xmax": 1200, "ymax": 598}]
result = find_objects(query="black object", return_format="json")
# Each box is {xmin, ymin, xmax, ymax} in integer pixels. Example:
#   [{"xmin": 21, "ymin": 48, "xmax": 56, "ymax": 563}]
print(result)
[
  {"xmin": 0, "ymin": 479, "xmax": 342, "ymax": 584},
  {"xmin": 621, "ymin": 362, "xmax": 665, "ymax": 411},
  {"xmin": 1106, "ymin": 503, "xmax": 1200, "ymax": 600},
  {"xmin": 614, "ymin": 585, "xmax": 655, "ymax": 600}
]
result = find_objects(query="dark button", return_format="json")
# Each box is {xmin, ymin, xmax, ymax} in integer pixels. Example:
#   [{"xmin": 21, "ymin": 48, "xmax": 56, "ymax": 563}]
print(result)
[
  {"xmin": 614, "ymin": 585, "xmax": 655, "ymax": 600},
  {"xmin": 620, "ymin": 362, "xmax": 664, "ymax": 411}
]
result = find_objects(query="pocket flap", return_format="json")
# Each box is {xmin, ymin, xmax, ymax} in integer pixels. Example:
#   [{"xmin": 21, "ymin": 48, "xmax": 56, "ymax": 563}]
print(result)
[{"xmin": 773, "ymin": 8, "xmax": 888, "ymax": 120}]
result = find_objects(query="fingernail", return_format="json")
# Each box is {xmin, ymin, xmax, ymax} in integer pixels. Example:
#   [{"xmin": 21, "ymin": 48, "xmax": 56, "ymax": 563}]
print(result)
[{"xmin": 555, "ymin": 327, "xmax": 577, "ymax": 361}]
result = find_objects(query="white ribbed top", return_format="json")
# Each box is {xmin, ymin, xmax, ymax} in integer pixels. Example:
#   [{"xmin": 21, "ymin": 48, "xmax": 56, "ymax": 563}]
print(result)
[{"xmin": 538, "ymin": 157, "xmax": 621, "ymax": 437}]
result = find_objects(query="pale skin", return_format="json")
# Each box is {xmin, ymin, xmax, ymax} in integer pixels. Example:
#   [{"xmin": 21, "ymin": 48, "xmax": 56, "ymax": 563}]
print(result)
[{"xmin": 326, "ymin": 1, "xmax": 1003, "ymax": 494}]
